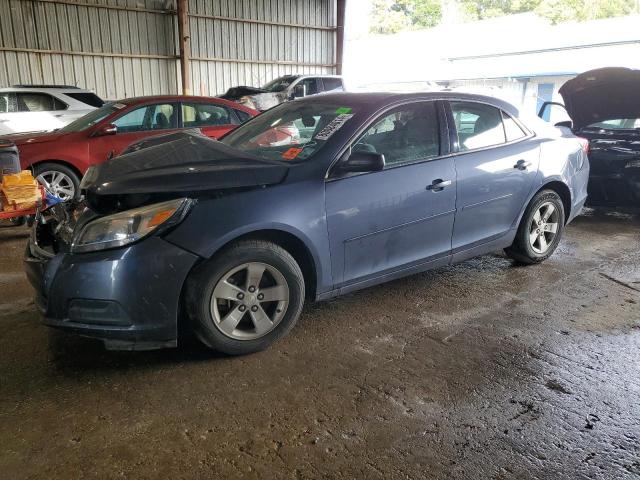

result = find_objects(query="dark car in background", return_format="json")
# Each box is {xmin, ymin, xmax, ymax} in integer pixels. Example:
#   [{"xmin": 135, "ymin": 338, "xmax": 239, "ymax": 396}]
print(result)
[
  {"xmin": 540, "ymin": 67, "xmax": 640, "ymax": 206},
  {"xmin": 25, "ymin": 92, "xmax": 588, "ymax": 355},
  {"xmin": 1, "ymin": 95, "xmax": 257, "ymax": 201}
]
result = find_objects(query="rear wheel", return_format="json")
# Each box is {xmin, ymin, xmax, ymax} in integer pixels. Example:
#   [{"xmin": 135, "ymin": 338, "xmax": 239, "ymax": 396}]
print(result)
[
  {"xmin": 185, "ymin": 240, "xmax": 305, "ymax": 355},
  {"xmin": 505, "ymin": 189, "xmax": 565, "ymax": 265},
  {"xmin": 33, "ymin": 163, "xmax": 80, "ymax": 201}
]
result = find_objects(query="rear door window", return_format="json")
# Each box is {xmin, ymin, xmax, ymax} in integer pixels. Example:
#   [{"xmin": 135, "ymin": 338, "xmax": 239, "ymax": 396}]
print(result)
[
  {"xmin": 353, "ymin": 101, "xmax": 440, "ymax": 167},
  {"xmin": 16, "ymin": 93, "xmax": 66, "ymax": 112},
  {"xmin": 451, "ymin": 102, "xmax": 506, "ymax": 151},
  {"xmin": 182, "ymin": 103, "xmax": 235, "ymax": 127},
  {"xmin": 321, "ymin": 78, "xmax": 344, "ymax": 92}
]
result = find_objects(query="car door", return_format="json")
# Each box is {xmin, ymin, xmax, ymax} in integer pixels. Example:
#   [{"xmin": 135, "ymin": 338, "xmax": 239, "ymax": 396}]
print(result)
[
  {"xmin": 448, "ymin": 101, "xmax": 539, "ymax": 257},
  {"xmin": 1, "ymin": 92, "xmax": 67, "ymax": 134},
  {"xmin": 181, "ymin": 102, "xmax": 239, "ymax": 139},
  {"xmin": 325, "ymin": 101, "xmax": 456, "ymax": 290},
  {"xmin": 89, "ymin": 102, "xmax": 179, "ymax": 163}
]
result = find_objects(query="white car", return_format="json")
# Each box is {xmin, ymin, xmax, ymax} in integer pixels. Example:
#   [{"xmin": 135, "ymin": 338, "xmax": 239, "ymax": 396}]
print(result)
[
  {"xmin": 0, "ymin": 85, "xmax": 104, "ymax": 135},
  {"xmin": 220, "ymin": 75, "xmax": 345, "ymax": 111}
]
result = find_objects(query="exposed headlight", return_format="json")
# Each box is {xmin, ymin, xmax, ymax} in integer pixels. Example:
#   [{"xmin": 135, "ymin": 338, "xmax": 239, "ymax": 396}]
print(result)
[{"xmin": 72, "ymin": 198, "xmax": 191, "ymax": 253}]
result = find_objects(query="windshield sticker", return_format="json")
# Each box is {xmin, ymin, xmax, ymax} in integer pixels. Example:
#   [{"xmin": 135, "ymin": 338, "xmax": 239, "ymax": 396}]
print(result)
[
  {"xmin": 314, "ymin": 114, "xmax": 354, "ymax": 141},
  {"xmin": 335, "ymin": 107, "xmax": 352, "ymax": 114},
  {"xmin": 282, "ymin": 147, "xmax": 304, "ymax": 160}
]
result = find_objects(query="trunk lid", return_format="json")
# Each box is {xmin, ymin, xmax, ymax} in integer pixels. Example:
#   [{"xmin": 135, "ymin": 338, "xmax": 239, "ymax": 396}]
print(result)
[{"xmin": 559, "ymin": 67, "xmax": 640, "ymax": 130}]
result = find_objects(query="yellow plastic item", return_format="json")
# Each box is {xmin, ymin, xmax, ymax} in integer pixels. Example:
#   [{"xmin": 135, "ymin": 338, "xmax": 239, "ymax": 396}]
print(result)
[{"xmin": 1, "ymin": 170, "xmax": 40, "ymax": 211}]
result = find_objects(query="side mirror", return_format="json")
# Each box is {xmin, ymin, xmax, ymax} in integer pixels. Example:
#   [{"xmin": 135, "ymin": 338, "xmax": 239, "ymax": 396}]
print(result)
[
  {"xmin": 291, "ymin": 84, "xmax": 306, "ymax": 99},
  {"xmin": 554, "ymin": 120, "xmax": 573, "ymax": 129},
  {"xmin": 94, "ymin": 123, "xmax": 117, "ymax": 137},
  {"xmin": 334, "ymin": 151, "xmax": 385, "ymax": 175}
]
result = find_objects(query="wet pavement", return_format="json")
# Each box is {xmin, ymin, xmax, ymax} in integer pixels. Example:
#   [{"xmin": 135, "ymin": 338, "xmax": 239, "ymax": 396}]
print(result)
[{"xmin": 0, "ymin": 209, "xmax": 639, "ymax": 479}]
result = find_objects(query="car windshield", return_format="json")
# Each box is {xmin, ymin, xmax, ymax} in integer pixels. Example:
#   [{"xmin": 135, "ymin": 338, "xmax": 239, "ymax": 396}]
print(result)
[
  {"xmin": 262, "ymin": 76, "xmax": 298, "ymax": 93},
  {"xmin": 220, "ymin": 102, "xmax": 355, "ymax": 162},
  {"xmin": 58, "ymin": 103, "xmax": 123, "ymax": 132},
  {"xmin": 585, "ymin": 118, "xmax": 640, "ymax": 130}
]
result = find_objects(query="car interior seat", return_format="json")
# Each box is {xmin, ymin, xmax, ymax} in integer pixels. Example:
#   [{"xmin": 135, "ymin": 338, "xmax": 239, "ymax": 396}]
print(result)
[{"xmin": 155, "ymin": 112, "xmax": 169, "ymax": 129}]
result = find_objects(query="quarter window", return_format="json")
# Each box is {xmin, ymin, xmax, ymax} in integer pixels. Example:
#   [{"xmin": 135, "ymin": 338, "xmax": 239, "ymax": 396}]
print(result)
[
  {"xmin": 182, "ymin": 103, "xmax": 235, "ymax": 128},
  {"xmin": 15, "ymin": 93, "xmax": 66, "ymax": 112},
  {"xmin": 321, "ymin": 78, "xmax": 344, "ymax": 92},
  {"xmin": 113, "ymin": 103, "xmax": 177, "ymax": 133},
  {"xmin": 451, "ymin": 102, "xmax": 506, "ymax": 151},
  {"xmin": 353, "ymin": 102, "xmax": 440, "ymax": 167},
  {"xmin": 502, "ymin": 111, "xmax": 527, "ymax": 142}
]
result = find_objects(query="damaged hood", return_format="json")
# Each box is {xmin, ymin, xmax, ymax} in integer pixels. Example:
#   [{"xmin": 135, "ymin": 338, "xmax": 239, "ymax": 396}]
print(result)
[
  {"xmin": 219, "ymin": 85, "xmax": 269, "ymax": 99},
  {"xmin": 83, "ymin": 130, "xmax": 290, "ymax": 198},
  {"xmin": 559, "ymin": 67, "xmax": 640, "ymax": 129}
]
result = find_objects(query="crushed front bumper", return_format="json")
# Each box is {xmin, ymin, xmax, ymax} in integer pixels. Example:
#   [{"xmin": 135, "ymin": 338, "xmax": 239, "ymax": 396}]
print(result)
[{"xmin": 24, "ymin": 233, "xmax": 199, "ymax": 350}]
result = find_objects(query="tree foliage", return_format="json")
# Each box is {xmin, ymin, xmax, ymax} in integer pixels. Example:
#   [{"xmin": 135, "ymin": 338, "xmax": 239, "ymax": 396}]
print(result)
[
  {"xmin": 370, "ymin": 0, "xmax": 442, "ymax": 34},
  {"xmin": 369, "ymin": 0, "xmax": 638, "ymax": 33}
]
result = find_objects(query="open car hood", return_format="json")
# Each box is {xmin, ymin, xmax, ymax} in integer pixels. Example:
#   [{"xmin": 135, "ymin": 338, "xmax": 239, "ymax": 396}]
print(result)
[
  {"xmin": 83, "ymin": 130, "xmax": 289, "ymax": 205},
  {"xmin": 219, "ymin": 85, "xmax": 269, "ymax": 100},
  {"xmin": 559, "ymin": 67, "xmax": 640, "ymax": 129}
]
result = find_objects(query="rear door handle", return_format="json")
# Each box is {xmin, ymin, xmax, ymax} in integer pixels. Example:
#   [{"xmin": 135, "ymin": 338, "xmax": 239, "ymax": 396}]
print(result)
[
  {"xmin": 514, "ymin": 159, "xmax": 532, "ymax": 170},
  {"xmin": 427, "ymin": 179, "xmax": 452, "ymax": 192}
]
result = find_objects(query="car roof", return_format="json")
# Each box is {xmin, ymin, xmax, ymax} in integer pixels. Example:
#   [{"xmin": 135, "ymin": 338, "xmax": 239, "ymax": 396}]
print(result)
[
  {"xmin": 298, "ymin": 91, "xmax": 520, "ymax": 116},
  {"xmin": 117, "ymin": 95, "xmax": 255, "ymax": 111},
  {"xmin": 0, "ymin": 86, "xmax": 95, "ymax": 93}
]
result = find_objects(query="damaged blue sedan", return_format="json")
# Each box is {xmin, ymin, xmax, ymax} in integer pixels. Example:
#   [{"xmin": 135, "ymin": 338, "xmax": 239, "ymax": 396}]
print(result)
[{"xmin": 25, "ymin": 92, "xmax": 589, "ymax": 354}]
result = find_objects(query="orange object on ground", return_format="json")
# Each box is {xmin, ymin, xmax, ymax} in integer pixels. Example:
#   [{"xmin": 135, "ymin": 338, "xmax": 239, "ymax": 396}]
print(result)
[{"xmin": 1, "ymin": 170, "xmax": 40, "ymax": 212}]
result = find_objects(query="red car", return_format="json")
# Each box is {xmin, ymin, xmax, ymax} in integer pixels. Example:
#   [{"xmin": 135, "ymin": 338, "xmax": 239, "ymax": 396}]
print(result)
[{"xmin": 7, "ymin": 95, "xmax": 257, "ymax": 200}]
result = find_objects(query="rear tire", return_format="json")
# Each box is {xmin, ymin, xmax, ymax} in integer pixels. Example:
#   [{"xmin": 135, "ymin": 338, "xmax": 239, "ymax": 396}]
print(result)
[
  {"xmin": 185, "ymin": 240, "xmax": 305, "ymax": 355},
  {"xmin": 33, "ymin": 162, "xmax": 80, "ymax": 201},
  {"xmin": 505, "ymin": 189, "xmax": 565, "ymax": 265}
]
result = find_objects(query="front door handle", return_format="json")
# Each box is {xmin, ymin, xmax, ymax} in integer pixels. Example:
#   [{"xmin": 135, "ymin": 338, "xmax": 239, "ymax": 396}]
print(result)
[
  {"xmin": 427, "ymin": 179, "xmax": 452, "ymax": 192},
  {"xmin": 0, "ymin": 119, "xmax": 9, "ymax": 123},
  {"xmin": 514, "ymin": 159, "xmax": 532, "ymax": 170}
]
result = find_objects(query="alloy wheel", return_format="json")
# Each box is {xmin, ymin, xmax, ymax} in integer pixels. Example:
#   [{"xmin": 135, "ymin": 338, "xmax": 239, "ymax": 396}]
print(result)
[
  {"xmin": 210, "ymin": 262, "xmax": 290, "ymax": 340},
  {"xmin": 529, "ymin": 201, "xmax": 559, "ymax": 254},
  {"xmin": 36, "ymin": 171, "xmax": 75, "ymax": 201}
]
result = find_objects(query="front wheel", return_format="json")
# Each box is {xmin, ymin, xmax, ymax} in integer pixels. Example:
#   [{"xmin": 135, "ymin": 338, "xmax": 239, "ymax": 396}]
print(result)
[
  {"xmin": 505, "ymin": 189, "xmax": 565, "ymax": 265},
  {"xmin": 33, "ymin": 163, "xmax": 80, "ymax": 201},
  {"xmin": 185, "ymin": 240, "xmax": 305, "ymax": 355}
]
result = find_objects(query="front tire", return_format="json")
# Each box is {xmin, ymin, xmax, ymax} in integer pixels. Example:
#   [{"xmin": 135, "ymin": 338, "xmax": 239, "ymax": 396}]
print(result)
[
  {"xmin": 33, "ymin": 163, "xmax": 80, "ymax": 201},
  {"xmin": 505, "ymin": 189, "xmax": 565, "ymax": 265},
  {"xmin": 185, "ymin": 240, "xmax": 305, "ymax": 355}
]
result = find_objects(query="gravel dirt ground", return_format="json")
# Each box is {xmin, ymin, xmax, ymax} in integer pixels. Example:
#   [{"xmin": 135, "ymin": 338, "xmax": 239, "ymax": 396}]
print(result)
[{"xmin": 0, "ymin": 208, "xmax": 639, "ymax": 480}]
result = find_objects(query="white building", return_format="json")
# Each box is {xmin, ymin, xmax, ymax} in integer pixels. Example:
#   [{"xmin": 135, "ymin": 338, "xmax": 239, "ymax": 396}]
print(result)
[{"xmin": 344, "ymin": 12, "xmax": 640, "ymax": 123}]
